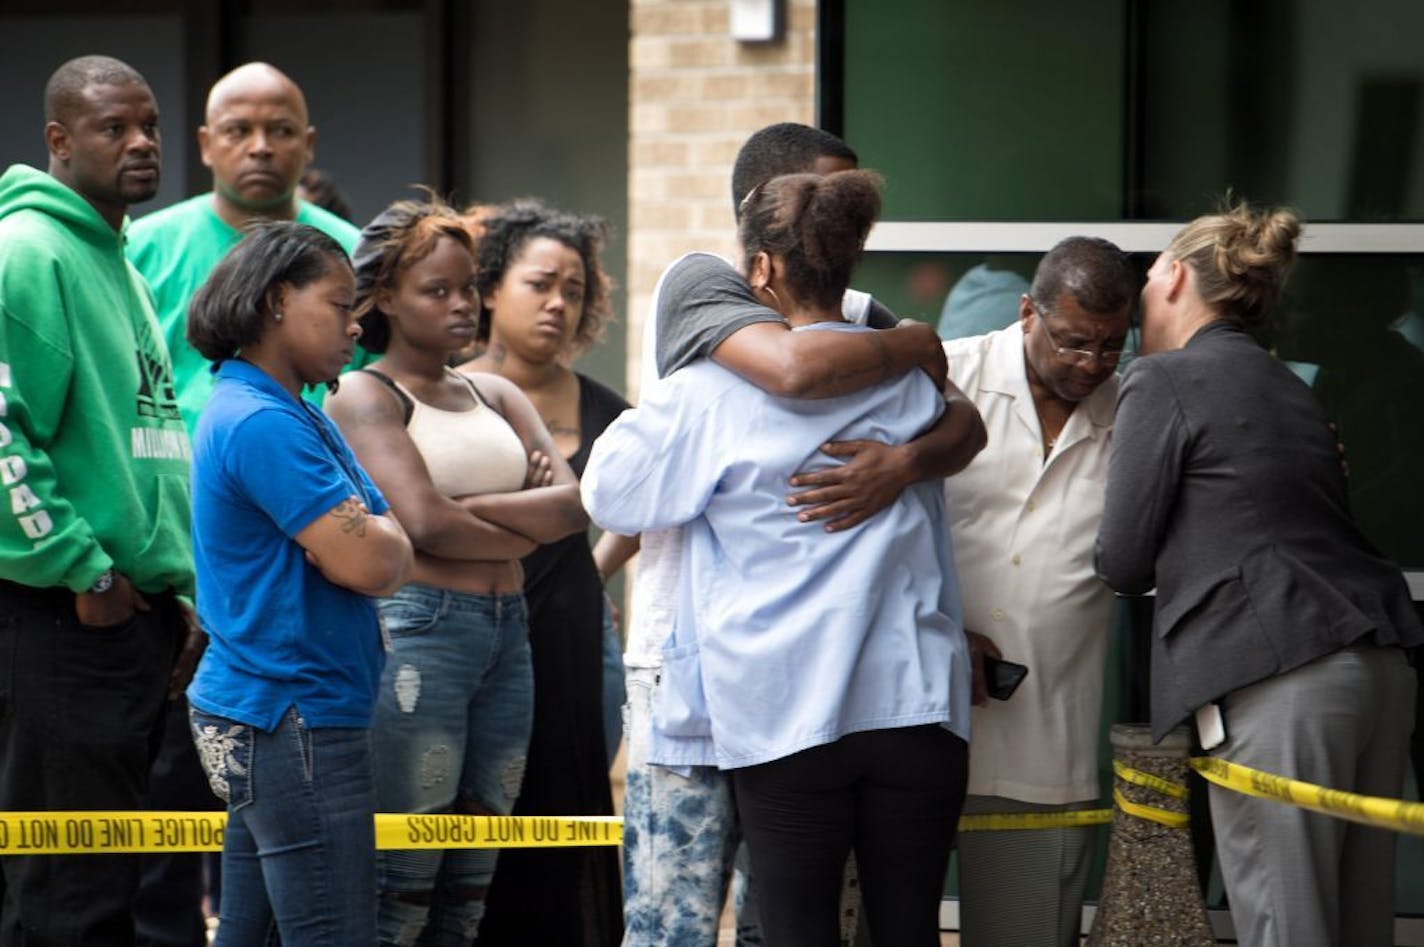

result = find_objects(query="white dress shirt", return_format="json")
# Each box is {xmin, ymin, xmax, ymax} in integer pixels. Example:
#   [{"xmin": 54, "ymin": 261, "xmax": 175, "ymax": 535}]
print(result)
[{"xmin": 944, "ymin": 322, "xmax": 1117, "ymax": 804}]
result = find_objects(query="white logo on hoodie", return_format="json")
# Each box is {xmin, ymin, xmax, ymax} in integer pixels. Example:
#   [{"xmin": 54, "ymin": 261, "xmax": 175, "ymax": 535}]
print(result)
[{"xmin": 0, "ymin": 361, "xmax": 52, "ymax": 541}]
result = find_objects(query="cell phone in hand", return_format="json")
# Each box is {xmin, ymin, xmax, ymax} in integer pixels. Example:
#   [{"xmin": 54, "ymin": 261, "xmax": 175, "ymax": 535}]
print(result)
[{"xmin": 983, "ymin": 655, "xmax": 1028, "ymax": 701}]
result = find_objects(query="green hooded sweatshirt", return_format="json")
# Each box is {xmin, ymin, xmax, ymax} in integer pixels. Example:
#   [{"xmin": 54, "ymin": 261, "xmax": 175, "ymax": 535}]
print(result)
[{"xmin": 0, "ymin": 164, "xmax": 194, "ymax": 596}]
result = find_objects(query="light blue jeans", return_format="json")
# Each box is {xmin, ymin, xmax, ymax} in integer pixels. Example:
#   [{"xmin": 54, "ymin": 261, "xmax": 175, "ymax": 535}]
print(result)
[
  {"xmin": 621, "ymin": 666, "xmax": 762, "ymax": 947},
  {"xmin": 190, "ymin": 705, "xmax": 376, "ymax": 947},
  {"xmin": 371, "ymin": 585, "xmax": 533, "ymax": 947}
]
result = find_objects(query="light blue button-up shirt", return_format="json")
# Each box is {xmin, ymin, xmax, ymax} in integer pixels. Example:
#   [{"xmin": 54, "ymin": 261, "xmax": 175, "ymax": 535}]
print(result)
[{"xmin": 583, "ymin": 322, "xmax": 972, "ymax": 769}]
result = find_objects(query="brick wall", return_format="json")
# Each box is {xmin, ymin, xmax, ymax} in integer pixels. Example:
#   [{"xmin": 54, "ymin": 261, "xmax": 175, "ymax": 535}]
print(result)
[{"xmin": 625, "ymin": 0, "xmax": 817, "ymax": 399}]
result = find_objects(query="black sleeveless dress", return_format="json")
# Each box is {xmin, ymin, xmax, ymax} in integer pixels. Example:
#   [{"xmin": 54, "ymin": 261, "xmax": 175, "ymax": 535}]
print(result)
[{"xmin": 476, "ymin": 373, "xmax": 628, "ymax": 947}]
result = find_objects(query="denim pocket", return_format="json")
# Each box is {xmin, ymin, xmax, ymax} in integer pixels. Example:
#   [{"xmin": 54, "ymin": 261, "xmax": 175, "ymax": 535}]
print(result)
[
  {"xmin": 378, "ymin": 591, "xmax": 443, "ymax": 638},
  {"xmin": 190, "ymin": 709, "xmax": 255, "ymax": 810}
]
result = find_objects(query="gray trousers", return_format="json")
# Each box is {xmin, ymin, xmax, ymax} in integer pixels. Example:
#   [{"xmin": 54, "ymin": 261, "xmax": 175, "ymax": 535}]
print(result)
[
  {"xmin": 955, "ymin": 795, "xmax": 1096, "ymax": 947},
  {"xmin": 1209, "ymin": 644, "xmax": 1415, "ymax": 947}
]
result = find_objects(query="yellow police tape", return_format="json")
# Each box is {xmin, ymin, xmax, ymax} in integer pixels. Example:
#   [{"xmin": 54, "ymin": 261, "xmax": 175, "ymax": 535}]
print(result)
[
  {"xmin": 1111, "ymin": 788, "xmax": 1189, "ymax": 829},
  {"xmin": 957, "ymin": 808, "xmax": 1112, "ymax": 832},
  {"xmin": 0, "ymin": 813, "xmax": 622, "ymax": 855},
  {"xmin": 9, "ymin": 758, "xmax": 1422, "ymax": 853},
  {"xmin": 1190, "ymin": 756, "xmax": 1424, "ymax": 837},
  {"xmin": 957, "ymin": 762, "xmax": 1186, "ymax": 832},
  {"xmin": 1112, "ymin": 761, "xmax": 1189, "ymax": 800}
]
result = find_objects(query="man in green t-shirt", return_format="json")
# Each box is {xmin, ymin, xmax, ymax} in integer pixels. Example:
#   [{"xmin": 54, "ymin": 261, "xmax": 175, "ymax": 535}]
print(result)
[
  {"xmin": 128, "ymin": 61, "xmax": 363, "ymax": 436},
  {"xmin": 125, "ymin": 62, "xmax": 362, "ymax": 947}
]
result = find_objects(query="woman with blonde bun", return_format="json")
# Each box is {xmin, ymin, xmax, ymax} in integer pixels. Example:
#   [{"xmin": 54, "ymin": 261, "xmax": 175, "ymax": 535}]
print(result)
[{"xmin": 1096, "ymin": 203, "xmax": 1422, "ymax": 947}]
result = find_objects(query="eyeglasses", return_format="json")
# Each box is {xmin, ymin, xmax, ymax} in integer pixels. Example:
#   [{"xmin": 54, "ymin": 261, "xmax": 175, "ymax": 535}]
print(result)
[{"xmin": 1032, "ymin": 299, "xmax": 1125, "ymax": 366}]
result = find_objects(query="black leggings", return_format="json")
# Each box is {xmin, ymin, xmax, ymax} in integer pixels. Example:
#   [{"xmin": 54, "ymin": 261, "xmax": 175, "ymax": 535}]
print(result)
[{"xmin": 731, "ymin": 725, "xmax": 968, "ymax": 947}]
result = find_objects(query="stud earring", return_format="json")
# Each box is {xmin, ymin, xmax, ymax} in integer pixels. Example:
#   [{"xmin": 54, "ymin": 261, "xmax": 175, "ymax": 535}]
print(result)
[{"xmin": 274, "ymin": 311, "xmax": 284, "ymax": 322}]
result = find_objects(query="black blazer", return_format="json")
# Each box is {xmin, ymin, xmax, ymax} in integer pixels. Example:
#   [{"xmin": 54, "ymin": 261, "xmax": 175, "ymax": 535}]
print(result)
[{"xmin": 1095, "ymin": 321, "xmax": 1421, "ymax": 741}]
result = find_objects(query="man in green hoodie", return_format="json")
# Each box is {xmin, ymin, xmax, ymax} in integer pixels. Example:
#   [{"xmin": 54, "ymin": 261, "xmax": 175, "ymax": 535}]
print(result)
[{"xmin": 0, "ymin": 55, "xmax": 196, "ymax": 945}]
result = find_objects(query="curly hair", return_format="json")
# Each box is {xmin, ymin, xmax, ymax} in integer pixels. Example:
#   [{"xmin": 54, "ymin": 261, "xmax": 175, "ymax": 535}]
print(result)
[
  {"xmin": 350, "ymin": 196, "xmax": 474, "ymax": 354},
  {"xmin": 474, "ymin": 198, "xmax": 613, "ymax": 356}
]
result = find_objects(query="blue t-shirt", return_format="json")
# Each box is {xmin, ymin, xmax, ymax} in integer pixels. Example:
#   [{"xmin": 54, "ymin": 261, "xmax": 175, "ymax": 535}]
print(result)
[{"xmin": 188, "ymin": 359, "xmax": 388, "ymax": 730}]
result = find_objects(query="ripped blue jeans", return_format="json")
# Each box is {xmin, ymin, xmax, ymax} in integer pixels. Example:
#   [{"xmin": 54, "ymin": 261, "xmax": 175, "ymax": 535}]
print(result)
[{"xmin": 371, "ymin": 585, "xmax": 533, "ymax": 947}]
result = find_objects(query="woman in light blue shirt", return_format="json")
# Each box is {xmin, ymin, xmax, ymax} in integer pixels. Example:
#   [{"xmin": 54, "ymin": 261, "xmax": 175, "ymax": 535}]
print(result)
[{"xmin": 583, "ymin": 170, "xmax": 976, "ymax": 947}]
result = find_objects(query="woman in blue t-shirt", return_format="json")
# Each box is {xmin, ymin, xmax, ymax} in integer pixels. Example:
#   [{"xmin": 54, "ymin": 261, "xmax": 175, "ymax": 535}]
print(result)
[{"xmin": 185, "ymin": 221, "xmax": 413, "ymax": 946}]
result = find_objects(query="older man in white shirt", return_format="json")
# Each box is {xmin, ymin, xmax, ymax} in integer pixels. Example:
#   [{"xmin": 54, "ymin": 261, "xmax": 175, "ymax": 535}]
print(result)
[{"xmin": 944, "ymin": 237, "xmax": 1136, "ymax": 947}]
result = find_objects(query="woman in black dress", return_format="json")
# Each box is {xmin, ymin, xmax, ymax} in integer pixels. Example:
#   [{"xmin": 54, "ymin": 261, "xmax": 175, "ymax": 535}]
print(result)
[{"xmin": 458, "ymin": 199, "xmax": 626, "ymax": 946}]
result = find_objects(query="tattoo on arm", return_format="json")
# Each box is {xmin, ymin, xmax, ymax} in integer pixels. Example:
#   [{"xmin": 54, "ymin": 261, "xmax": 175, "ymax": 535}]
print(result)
[
  {"xmin": 808, "ymin": 334, "xmax": 900, "ymax": 395},
  {"xmin": 330, "ymin": 498, "xmax": 369, "ymax": 537}
]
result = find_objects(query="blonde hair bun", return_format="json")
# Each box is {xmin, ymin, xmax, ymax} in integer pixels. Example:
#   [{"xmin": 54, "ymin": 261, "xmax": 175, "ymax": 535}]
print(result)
[{"xmin": 1167, "ymin": 202, "xmax": 1302, "ymax": 329}]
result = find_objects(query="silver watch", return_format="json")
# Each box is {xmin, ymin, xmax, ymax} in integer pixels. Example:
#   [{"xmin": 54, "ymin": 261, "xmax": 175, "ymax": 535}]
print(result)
[{"xmin": 88, "ymin": 568, "xmax": 116, "ymax": 595}]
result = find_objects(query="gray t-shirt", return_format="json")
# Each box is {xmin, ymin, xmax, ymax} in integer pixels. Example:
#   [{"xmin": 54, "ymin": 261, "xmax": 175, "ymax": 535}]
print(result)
[{"xmin": 654, "ymin": 252, "xmax": 895, "ymax": 379}]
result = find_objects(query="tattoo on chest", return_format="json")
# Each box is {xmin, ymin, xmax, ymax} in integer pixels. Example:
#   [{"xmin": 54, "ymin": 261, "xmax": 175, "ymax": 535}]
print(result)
[{"xmin": 544, "ymin": 418, "xmax": 580, "ymax": 438}]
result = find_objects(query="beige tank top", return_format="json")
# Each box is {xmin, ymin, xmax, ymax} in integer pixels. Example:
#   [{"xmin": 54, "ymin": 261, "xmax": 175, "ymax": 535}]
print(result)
[{"xmin": 370, "ymin": 369, "xmax": 528, "ymax": 498}]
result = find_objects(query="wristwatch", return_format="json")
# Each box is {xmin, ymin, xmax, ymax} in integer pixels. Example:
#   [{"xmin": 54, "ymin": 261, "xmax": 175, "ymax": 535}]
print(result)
[{"xmin": 88, "ymin": 568, "xmax": 116, "ymax": 595}]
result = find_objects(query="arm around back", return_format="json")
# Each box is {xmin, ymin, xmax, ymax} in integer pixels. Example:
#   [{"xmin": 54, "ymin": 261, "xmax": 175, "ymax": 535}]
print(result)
[
  {"xmin": 907, "ymin": 380, "xmax": 987, "ymax": 478},
  {"xmin": 654, "ymin": 253, "xmax": 944, "ymax": 398},
  {"xmin": 713, "ymin": 319, "xmax": 945, "ymax": 398}
]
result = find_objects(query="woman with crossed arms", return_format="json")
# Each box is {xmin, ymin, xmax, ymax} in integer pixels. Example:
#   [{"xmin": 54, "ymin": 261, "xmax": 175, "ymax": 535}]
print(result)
[{"xmin": 326, "ymin": 197, "xmax": 586, "ymax": 946}]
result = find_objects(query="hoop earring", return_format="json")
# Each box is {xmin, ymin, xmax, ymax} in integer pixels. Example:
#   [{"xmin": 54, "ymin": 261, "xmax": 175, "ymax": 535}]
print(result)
[{"xmin": 760, "ymin": 285, "xmax": 782, "ymax": 310}]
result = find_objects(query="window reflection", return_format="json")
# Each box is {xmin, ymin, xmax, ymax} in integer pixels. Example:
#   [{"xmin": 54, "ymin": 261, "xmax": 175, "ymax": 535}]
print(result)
[
  {"xmin": 1275, "ymin": 255, "xmax": 1424, "ymax": 567},
  {"xmin": 843, "ymin": 0, "xmax": 1424, "ymax": 222}
]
